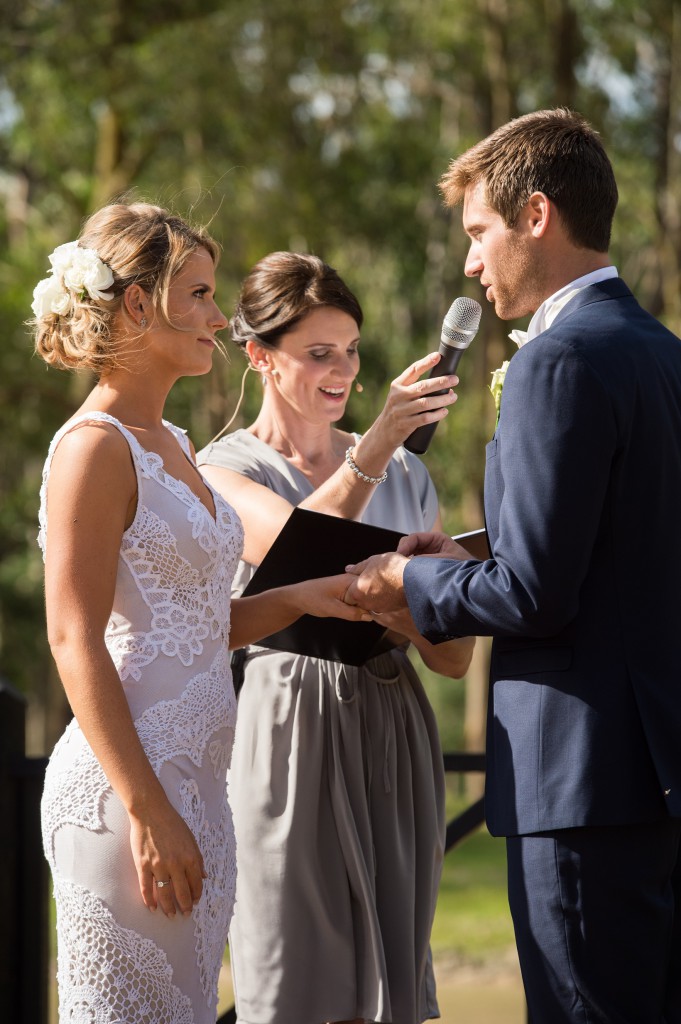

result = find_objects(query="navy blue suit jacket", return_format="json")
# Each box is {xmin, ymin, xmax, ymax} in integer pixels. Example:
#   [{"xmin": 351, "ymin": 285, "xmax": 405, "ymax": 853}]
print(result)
[{"xmin": 404, "ymin": 279, "xmax": 681, "ymax": 836}]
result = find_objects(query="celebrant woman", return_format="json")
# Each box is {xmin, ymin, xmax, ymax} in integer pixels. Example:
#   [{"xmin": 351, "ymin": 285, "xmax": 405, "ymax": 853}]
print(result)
[{"xmin": 198, "ymin": 251, "xmax": 475, "ymax": 1024}]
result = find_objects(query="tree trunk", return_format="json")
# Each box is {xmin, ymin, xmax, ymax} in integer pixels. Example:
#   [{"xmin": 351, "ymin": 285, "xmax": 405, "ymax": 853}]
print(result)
[
  {"xmin": 482, "ymin": 0, "xmax": 513, "ymax": 128},
  {"xmin": 549, "ymin": 0, "xmax": 581, "ymax": 108},
  {"xmin": 655, "ymin": 5, "xmax": 681, "ymax": 332},
  {"xmin": 464, "ymin": 639, "xmax": 491, "ymax": 800}
]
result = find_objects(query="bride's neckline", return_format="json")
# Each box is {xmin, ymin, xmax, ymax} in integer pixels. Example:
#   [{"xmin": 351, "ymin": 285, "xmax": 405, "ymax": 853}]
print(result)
[{"xmin": 66, "ymin": 410, "xmax": 219, "ymax": 524}]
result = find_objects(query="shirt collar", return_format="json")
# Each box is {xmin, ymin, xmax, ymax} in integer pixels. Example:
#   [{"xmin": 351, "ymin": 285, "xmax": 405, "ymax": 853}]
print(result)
[{"xmin": 525, "ymin": 266, "xmax": 618, "ymax": 343}]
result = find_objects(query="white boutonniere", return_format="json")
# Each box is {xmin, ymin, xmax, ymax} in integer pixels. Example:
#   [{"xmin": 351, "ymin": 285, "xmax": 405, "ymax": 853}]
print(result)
[
  {"xmin": 488, "ymin": 329, "xmax": 529, "ymax": 425},
  {"xmin": 489, "ymin": 360, "xmax": 510, "ymax": 423}
]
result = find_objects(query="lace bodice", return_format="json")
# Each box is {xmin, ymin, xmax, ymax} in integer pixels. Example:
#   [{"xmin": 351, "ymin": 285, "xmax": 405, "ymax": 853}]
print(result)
[{"xmin": 38, "ymin": 411, "xmax": 243, "ymax": 693}]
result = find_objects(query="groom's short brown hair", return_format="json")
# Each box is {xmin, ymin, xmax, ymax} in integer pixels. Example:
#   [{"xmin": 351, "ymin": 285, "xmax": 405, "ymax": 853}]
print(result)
[{"xmin": 440, "ymin": 108, "xmax": 618, "ymax": 252}]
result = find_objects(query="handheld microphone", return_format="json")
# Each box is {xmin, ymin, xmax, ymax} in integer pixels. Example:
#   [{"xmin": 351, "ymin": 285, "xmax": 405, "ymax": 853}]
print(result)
[{"xmin": 404, "ymin": 296, "xmax": 482, "ymax": 455}]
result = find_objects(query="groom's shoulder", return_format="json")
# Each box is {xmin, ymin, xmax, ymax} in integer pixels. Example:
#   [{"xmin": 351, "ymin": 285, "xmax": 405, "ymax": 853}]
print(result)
[{"xmin": 548, "ymin": 279, "xmax": 679, "ymax": 352}]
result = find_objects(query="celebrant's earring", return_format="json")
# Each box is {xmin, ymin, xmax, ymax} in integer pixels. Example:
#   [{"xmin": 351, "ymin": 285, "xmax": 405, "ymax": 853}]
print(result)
[
  {"xmin": 140, "ymin": 317, "xmax": 148, "ymax": 328},
  {"xmin": 355, "ymin": 380, "xmax": 364, "ymax": 393}
]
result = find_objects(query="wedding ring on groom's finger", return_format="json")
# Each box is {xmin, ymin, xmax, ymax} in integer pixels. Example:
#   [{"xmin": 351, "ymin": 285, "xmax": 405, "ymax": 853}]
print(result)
[{"xmin": 155, "ymin": 879, "xmax": 171, "ymax": 888}]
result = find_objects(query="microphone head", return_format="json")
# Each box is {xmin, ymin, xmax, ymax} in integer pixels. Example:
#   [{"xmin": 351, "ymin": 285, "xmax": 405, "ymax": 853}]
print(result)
[{"xmin": 441, "ymin": 296, "xmax": 482, "ymax": 348}]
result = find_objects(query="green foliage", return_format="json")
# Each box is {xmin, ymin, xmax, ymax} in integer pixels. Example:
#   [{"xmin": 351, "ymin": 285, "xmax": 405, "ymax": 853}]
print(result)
[{"xmin": 0, "ymin": 0, "xmax": 677, "ymax": 745}]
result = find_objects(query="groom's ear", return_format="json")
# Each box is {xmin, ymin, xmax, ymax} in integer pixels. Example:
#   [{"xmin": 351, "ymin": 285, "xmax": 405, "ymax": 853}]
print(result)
[{"xmin": 525, "ymin": 191, "xmax": 551, "ymax": 239}]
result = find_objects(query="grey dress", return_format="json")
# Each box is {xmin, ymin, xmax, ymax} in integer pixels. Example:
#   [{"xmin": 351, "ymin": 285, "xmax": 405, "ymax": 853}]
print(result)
[{"xmin": 197, "ymin": 430, "xmax": 445, "ymax": 1024}]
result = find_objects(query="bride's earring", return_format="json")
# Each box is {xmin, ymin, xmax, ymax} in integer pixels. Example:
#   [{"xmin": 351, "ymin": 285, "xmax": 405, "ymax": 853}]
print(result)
[{"xmin": 355, "ymin": 380, "xmax": 364, "ymax": 393}]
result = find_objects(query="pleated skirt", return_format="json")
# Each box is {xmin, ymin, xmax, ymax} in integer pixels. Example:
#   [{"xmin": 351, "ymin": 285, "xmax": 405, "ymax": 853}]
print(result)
[{"xmin": 227, "ymin": 647, "xmax": 445, "ymax": 1024}]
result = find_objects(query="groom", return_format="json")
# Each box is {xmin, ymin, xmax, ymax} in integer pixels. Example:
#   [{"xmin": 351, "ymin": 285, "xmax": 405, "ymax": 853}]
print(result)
[{"xmin": 346, "ymin": 109, "xmax": 681, "ymax": 1022}]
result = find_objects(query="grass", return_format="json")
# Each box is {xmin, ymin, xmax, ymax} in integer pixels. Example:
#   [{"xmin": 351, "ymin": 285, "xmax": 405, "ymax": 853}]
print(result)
[
  {"xmin": 434, "ymin": 973, "xmax": 526, "ymax": 1024},
  {"xmin": 431, "ymin": 814, "xmax": 526, "ymax": 1022},
  {"xmin": 432, "ymin": 825, "xmax": 515, "ymax": 962}
]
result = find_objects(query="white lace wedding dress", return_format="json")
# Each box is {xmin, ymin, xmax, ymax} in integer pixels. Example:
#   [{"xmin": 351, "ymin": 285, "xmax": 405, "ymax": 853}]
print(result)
[{"xmin": 39, "ymin": 412, "xmax": 243, "ymax": 1024}]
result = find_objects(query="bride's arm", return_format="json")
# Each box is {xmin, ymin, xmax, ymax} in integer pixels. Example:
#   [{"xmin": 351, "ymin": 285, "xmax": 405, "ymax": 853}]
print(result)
[
  {"xmin": 44, "ymin": 425, "xmax": 205, "ymax": 917},
  {"xmin": 229, "ymin": 573, "xmax": 370, "ymax": 650}
]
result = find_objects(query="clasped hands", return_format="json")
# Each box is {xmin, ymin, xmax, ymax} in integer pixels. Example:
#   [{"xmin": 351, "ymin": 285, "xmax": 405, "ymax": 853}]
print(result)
[{"xmin": 342, "ymin": 530, "xmax": 473, "ymax": 614}]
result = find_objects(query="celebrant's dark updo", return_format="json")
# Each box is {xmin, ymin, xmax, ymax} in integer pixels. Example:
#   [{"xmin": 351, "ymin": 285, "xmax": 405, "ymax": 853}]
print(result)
[{"xmin": 230, "ymin": 251, "xmax": 363, "ymax": 351}]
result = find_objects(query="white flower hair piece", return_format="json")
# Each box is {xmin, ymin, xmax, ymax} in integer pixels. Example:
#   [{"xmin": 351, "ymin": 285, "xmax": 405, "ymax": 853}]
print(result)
[{"xmin": 31, "ymin": 241, "xmax": 115, "ymax": 319}]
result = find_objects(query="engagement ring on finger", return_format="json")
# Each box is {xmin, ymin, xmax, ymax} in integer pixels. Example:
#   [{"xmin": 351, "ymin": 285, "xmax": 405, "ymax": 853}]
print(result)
[{"xmin": 155, "ymin": 879, "xmax": 171, "ymax": 888}]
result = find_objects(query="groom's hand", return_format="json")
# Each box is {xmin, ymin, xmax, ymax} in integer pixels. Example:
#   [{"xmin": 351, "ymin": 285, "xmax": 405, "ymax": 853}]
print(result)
[
  {"xmin": 343, "ymin": 551, "xmax": 409, "ymax": 613},
  {"xmin": 398, "ymin": 530, "xmax": 474, "ymax": 560}
]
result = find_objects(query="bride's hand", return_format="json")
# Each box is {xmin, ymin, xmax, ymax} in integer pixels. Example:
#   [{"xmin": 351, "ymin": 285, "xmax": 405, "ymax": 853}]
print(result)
[
  {"xmin": 129, "ymin": 801, "xmax": 207, "ymax": 918},
  {"xmin": 292, "ymin": 573, "xmax": 373, "ymax": 621}
]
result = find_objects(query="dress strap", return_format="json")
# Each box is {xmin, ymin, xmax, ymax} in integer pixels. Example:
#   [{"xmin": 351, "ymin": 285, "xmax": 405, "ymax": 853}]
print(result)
[
  {"xmin": 38, "ymin": 412, "xmax": 145, "ymax": 557},
  {"xmin": 44, "ymin": 411, "xmax": 144, "ymax": 466}
]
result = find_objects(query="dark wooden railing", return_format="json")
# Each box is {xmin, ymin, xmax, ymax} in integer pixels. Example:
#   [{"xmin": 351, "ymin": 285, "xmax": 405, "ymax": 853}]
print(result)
[
  {"xmin": 1, "ymin": 679, "xmax": 51, "ymax": 1024},
  {"xmin": 1, "ymin": 680, "xmax": 495, "ymax": 1024}
]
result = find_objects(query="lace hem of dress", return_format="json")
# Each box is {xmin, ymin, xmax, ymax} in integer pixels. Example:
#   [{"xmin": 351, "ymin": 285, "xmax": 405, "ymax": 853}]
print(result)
[
  {"xmin": 181, "ymin": 779, "xmax": 236, "ymax": 1006},
  {"xmin": 47, "ymin": 780, "xmax": 235, "ymax": 1018},
  {"xmin": 53, "ymin": 877, "xmax": 195, "ymax": 1024}
]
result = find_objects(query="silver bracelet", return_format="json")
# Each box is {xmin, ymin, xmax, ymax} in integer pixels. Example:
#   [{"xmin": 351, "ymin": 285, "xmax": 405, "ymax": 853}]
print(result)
[{"xmin": 344, "ymin": 446, "xmax": 388, "ymax": 485}]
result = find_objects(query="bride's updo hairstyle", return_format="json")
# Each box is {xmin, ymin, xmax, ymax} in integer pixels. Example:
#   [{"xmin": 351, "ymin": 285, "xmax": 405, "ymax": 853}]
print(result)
[
  {"xmin": 32, "ymin": 202, "xmax": 219, "ymax": 374},
  {"xmin": 230, "ymin": 251, "xmax": 363, "ymax": 351}
]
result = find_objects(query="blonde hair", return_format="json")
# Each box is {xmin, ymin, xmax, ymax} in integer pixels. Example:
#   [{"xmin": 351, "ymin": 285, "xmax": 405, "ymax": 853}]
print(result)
[{"xmin": 32, "ymin": 202, "xmax": 220, "ymax": 373}]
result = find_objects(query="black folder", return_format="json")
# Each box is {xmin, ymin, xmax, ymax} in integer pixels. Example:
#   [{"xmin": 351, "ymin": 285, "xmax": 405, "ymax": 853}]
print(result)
[
  {"xmin": 241, "ymin": 507, "xmax": 404, "ymax": 665},
  {"xmin": 242, "ymin": 508, "xmax": 489, "ymax": 665},
  {"xmin": 451, "ymin": 527, "xmax": 490, "ymax": 560}
]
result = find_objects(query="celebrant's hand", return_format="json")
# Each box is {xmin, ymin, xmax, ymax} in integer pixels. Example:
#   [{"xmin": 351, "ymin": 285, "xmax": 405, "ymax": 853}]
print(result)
[{"xmin": 371, "ymin": 352, "xmax": 459, "ymax": 448}]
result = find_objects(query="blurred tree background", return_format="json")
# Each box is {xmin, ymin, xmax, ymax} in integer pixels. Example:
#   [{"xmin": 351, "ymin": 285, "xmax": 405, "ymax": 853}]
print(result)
[{"xmin": 1, "ymin": 0, "xmax": 680, "ymax": 756}]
